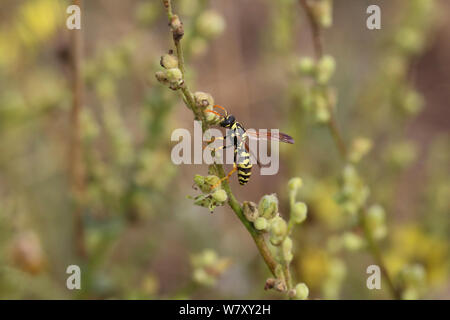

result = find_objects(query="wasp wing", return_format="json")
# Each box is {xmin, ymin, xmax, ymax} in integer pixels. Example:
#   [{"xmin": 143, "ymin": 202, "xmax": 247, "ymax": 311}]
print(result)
[{"xmin": 246, "ymin": 130, "xmax": 295, "ymax": 144}]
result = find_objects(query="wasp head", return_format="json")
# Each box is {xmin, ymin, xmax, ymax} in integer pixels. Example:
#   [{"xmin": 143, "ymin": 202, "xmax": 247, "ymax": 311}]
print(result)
[{"xmin": 220, "ymin": 115, "xmax": 236, "ymax": 128}]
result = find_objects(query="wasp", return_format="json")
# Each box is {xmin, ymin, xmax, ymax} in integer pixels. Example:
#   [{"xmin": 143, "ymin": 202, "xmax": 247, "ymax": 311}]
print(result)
[{"xmin": 205, "ymin": 105, "xmax": 294, "ymax": 188}]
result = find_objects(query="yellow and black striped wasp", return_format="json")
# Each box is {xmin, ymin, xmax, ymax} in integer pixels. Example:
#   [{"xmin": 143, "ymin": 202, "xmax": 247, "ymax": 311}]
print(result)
[{"xmin": 205, "ymin": 105, "xmax": 294, "ymax": 188}]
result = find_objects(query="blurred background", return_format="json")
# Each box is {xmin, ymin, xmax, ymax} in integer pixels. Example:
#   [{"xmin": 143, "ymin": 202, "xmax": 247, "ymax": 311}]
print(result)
[{"xmin": 0, "ymin": 0, "xmax": 448, "ymax": 299}]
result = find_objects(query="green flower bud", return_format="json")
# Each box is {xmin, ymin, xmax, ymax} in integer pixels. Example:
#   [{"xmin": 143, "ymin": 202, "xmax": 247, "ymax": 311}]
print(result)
[
  {"xmin": 310, "ymin": 0, "xmax": 333, "ymax": 28},
  {"xmin": 205, "ymin": 175, "xmax": 220, "ymax": 186},
  {"xmin": 269, "ymin": 217, "xmax": 287, "ymax": 245},
  {"xmin": 395, "ymin": 27, "xmax": 424, "ymax": 54},
  {"xmin": 294, "ymin": 283, "xmax": 309, "ymax": 300},
  {"xmin": 402, "ymin": 90, "xmax": 424, "ymax": 115},
  {"xmin": 282, "ymin": 237, "xmax": 293, "ymax": 263},
  {"xmin": 366, "ymin": 204, "xmax": 386, "ymax": 239},
  {"xmin": 254, "ymin": 217, "xmax": 268, "ymax": 231},
  {"xmin": 291, "ymin": 202, "xmax": 308, "ymax": 224},
  {"xmin": 202, "ymin": 249, "xmax": 218, "ymax": 266},
  {"xmin": 288, "ymin": 177, "xmax": 303, "ymax": 191},
  {"xmin": 342, "ymin": 232, "xmax": 364, "ymax": 251},
  {"xmin": 297, "ymin": 57, "xmax": 316, "ymax": 76},
  {"xmin": 258, "ymin": 194, "xmax": 279, "ymax": 219},
  {"xmin": 212, "ymin": 189, "xmax": 227, "ymax": 203},
  {"xmin": 349, "ymin": 137, "xmax": 373, "ymax": 163},
  {"xmin": 193, "ymin": 268, "xmax": 214, "ymax": 286},
  {"xmin": 196, "ymin": 10, "xmax": 226, "ymax": 39},
  {"xmin": 160, "ymin": 52, "xmax": 179, "ymax": 69},
  {"xmin": 166, "ymin": 68, "xmax": 183, "ymax": 85},
  {"xmin": 194, "ymin": 91, "xmax": 214, "ymax": 108},
  {"xmin": 316, "ymin": 55, "xmax": 336, "ymax": 85},
  {"xmin": 400, "ymin": 264, "xmax": 426, "ymax": 287},
  {"xmin": 243, "ymin": 201, "xmax": 259, "ymax": 222}
]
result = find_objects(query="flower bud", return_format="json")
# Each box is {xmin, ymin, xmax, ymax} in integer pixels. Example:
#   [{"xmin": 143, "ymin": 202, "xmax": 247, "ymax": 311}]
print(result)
[
  {"xmin": 11, "ymin": 231, "xmax": 46, "ymax": 275},
  {"xmin": 291, "ymin": 202, "xmax": 308, "ymax": 224},
  {"xmin": 254, "ymin": 217, "xmax": 268, "ymax": 231},
  {"xmin": 297, "ymin": 57, "xmax": 316, "ymax": 76},
  {"xmin": 212, "ymin": 189, "xmax": 227, "ymax": 203},
  {"xmin": 349, "ymin": 137, "xmax": 373, "ymax": 163},
  {"xmin": 342, "ymin": 232, "xmax": 364, "ymax": 251},
  {"xmin": 155, "ymin": 71, "xmax": 169, "ymax": 85},
  {"xmin": 205, "ymin": 175, "xmax": 220, "ymax": 186},
  {"xmin": 269, "ymin": 217, "xmax": 287, "ymax": 245},
  {"xmin": 243, "ymin": 201, "xmax": 259, "ymax": 222},
  {"xmin": 316, "ymin": 55, "xmax": 336, "ymax": 85},
  {"xmin": 310, "ymin": 0, "xmax": 333, "ymax": 29},
  {"xmin": 366, "ymin": 204, "xmax": 387, "ymax": 240},
  {"xmin": 160, "ymin": 52, "xmax": 178, "ymax": 69},
  {"xmin": 294, "ymin": 283, "xmax": 309, "ymax": 300},
  {"xmin": 196, "ymin": 10, "xmax": 226, "ymax": 39},
  {"xmin": 282, "ymin": 237, "xmax": 293, "ymax": 263},
  {"xmin": 165, "ymin": 68, "xmax": 183, "ymax": 86},
  {"xmin": 170, "ymin": 15, "xmax": 184, "ymax": 40},
  {"xmin": 288, "ymin": 177, "xmax": 303, "ymax": 192},
  {"xmin": 194, "ymin": 91, "xmax": 214, "ymax": 108},
  {"xmin": 258, "ymin": 194, "xmax": 278, "ymax": 219}
]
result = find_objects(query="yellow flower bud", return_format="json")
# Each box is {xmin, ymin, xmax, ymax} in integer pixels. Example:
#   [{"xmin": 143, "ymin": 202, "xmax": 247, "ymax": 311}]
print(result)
[{"xmin": 294, "ymin": 283, "xmax": 309, "ymax": 300}]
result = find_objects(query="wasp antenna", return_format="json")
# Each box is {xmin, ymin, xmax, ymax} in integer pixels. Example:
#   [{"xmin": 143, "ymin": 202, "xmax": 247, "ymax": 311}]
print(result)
[
  {"xmin": 213, "ymin": 105, "xmax": 228, "ymax": 117},
  {"xmin": 205, "ymin": 110, "xmax": 223, "ymax": 118}
]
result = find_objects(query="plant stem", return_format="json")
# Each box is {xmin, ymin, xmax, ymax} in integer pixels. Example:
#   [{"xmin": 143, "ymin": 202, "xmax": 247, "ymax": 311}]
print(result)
[
  {"xmin": 69, "ymin": 0, "xmax": 86, "ymax": 259},
  {"xmin": 299, "ymin": 0, "xmax": 400, "ymax": 299},
  {"xmin": 162, "ymin": 0, "xmax": 280, "ymax": 281}
]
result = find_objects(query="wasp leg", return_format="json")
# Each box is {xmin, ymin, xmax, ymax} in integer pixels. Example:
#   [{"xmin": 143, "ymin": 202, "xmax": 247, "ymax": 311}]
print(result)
[
  {"xmin": 211, "ymin": 164, "xmax": 237, "ymax": 190},
  {"xmin": 203, "ymin": 136, "xmax": 225, "ymax": 150}
]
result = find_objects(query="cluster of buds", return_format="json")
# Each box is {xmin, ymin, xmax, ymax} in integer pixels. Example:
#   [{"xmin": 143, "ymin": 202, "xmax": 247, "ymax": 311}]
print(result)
[
  {"xmin": 294, "ymin": 55, "xmax": 336, "ymax": 123},
  {"xmin": 252, "ymin": 178, "xmax": 310, "ymax": 298},
  {"xmin": 155, "ymin": 50, "xmax": 183, "ymax": 90},
  {"xmin": 191, "ymin": 249, "xmax": 231, "ymax": 286},
  {"xmin": 189, "ymin": 174, "xmax": 228, "ymax": 212},
  {"xmin": 296, "ymin": 55, "xmax": 336, "ymax": 85},
  {"xmin": 335, "ymin": 165, "xmax": 370, "ymax": 217},
  {"xmin": 397, "ymin": 264, "xmax": 426, "ymax": 300},
  {"xmin": 366, "ymin": 204, "xmax": 387, "ymax": 240}
]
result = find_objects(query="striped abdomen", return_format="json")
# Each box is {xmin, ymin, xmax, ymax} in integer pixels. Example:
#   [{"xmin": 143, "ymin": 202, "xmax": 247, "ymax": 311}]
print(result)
[{"xmin": 236, "ymin": 145, "xmax": 252, "ymax": 185}]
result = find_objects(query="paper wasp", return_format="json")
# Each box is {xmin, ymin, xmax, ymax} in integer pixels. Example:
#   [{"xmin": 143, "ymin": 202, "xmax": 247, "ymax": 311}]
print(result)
[{"xmin": 205, "ymin": 105, "xmax": 294, "ymax": 188}]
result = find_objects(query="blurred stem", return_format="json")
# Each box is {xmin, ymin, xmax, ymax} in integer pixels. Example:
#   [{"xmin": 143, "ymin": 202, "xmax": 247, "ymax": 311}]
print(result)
[
  {"xmin": 299, "ymin": 0, "xmax": 400, "ymax": 299},
  {"xmin": 69, "ymin": 0, "xmax": 86, "ymax": 259},
  {"xmin": 162, "ymin": 0, "xmax": 280, "ymax": 284}
]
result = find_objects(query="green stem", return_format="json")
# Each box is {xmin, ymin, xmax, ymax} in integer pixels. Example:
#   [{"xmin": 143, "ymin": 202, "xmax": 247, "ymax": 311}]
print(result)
[
  {"xmin": 162, "ymin": 0, "xmax": 280, "ymax": 281},
  {"xmin": 299, "ymin": 0, "xmax": 399, "ymax": 299}
]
